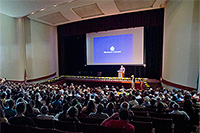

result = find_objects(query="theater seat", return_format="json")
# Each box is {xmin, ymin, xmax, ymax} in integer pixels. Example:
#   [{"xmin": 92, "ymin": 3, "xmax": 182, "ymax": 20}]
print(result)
[
  {"xmin": 131, "ymin": 115, "xmax": 152, "ymax": 122},
  {"xmin": 151, "ymin": 117, "xmax": 173, "ymax": 133},
  {"xmin": 79, "ymin": 117, "xmax": 104, "ymax": 125},
  {"xmin": 29, "ymin": 126, "xmax": 54, "ymax": 133},
  {"xmin": 9, "ymin": 124, "xmax": 29, "ymax": 133},
  {"xmin": 54, "ymin": 120, "xmax": 76, "ymax": 132},
  {"xmin": 33, "ymin": 118, "xmax": 54, "ymax": 128},
  {"xmin": 98, "ymin": 125, "xmax": 126, "ymax": 133},
  {"xmin": 54, "ymin": 129, "xmax": 83, "ymax": 133},
  {"xmin": 76, "ymin": 123, "xmax": 99, "ymax": 133},
  {"xmin": 130, "ymin": 121, "xmax": 153, "ymax": 133}
]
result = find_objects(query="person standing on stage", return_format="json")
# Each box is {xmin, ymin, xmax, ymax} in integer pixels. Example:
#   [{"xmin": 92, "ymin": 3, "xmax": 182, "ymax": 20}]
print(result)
[{"xmin": 120, "ymin": 65, "xmax": 125, "ymax": 77}]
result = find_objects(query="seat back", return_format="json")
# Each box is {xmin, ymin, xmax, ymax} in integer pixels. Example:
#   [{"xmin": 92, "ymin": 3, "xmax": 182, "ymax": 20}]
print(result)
[
  {"xmin": 98, "ymin": 125, "xmax": 126, "ymax": 133},
  {"xmin": 76, "ymin": 123, "xmax": 99, "ymax": 133},
  {"xmin": 54, "ymin": 120, "xmax": 76, "ymax": 132},
  {"xmin": 33, "ymin": 118, "xmax": 54, "ymax": 128},
  {"xmin": 54, "ymin": 129, "xmax": 83, "ymax": 133},
  {"xmin": 1, "ymin": 122, "xmax": 11, "ymax": 133},
  {"xmin": 29, "ymin": 126, "xmax": 54, "ymax": 133},
  {"xmin": 79, "ymin": 117, "xmax": 104, "ymax": 125},
  {"xmin": 130, "ymin": 121, "xmax": 153, "ymax": 133},
  {"xmin": 167, "ymin": 114, "xmax": 188, "ymax": 133},
  {"xmin": 9, "ymin": 124, "xmax": 29, "ymax": 133},
  {"xmin": 131, "ymin": 115, "xmax": 152, "ymax": 122},
  {"xmin": 133, "ymin": 111, "xmax": 149, "ymax": 116},
  {"xmin": 152, "ymin": 117, "xmax": 173, "ymax": 133}
]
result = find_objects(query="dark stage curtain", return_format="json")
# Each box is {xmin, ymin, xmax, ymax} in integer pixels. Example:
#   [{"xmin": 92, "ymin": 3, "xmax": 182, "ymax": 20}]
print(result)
[{"xmin": 58, "ymin": 9, "xmax": 164, "ymax": 79}]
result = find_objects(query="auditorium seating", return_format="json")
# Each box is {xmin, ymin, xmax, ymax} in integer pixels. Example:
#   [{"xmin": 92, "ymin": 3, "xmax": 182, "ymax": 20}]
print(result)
[
  {"xmin": 54, "ymin": 120, "xmax": 76, "ymax": 132},
  {"xmin": 131, "ymin": 115, "xmax": 152, "ymax": 122},
  {"xmin": 77, "ymin": 123, "xmax": 99, "ymax": 133},
  {"xmin": 132, "ymin": 110, "xmax": 149, "ymax": 116},
  {"xmin": 29, "ymin": 126, "xmax": 54, "ymax": 133},
  {"xmin": 79, "ymin": 117, "xmax": 104, "ymax": 125},
  {"xmin": 151, "ymin": 117, "xmax": 173, "ymax": 133},
  {"xmin": 33, "ymin": 119, "xmax": 54, "ymax": 128},
  {"xmin": 129, "ymin": 121, "xmax": 153, "ymax": 133},
  {"xmin": 98, "ymin": 125, "xmax": 126, "ymax": 133}
]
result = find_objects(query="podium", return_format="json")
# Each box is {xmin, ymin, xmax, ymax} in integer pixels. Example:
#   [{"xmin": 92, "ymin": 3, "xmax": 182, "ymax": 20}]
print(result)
[{"xmin": 117, "ymin": 70, "xmax": 124, "ymax": 78}]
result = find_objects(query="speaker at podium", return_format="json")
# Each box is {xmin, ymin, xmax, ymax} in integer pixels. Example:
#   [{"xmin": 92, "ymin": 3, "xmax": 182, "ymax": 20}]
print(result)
[
  {"xmin": 118, "ymin": 65, "xmax": 125, "ymax": 78},
  {"xmin": 117, "ymin": 70, "xmax": 124, "ymax": 78}
]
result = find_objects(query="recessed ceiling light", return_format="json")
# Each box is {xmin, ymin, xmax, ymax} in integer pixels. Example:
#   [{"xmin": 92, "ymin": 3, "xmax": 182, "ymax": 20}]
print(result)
[
  {"xmin": 31, "ymin": 12, "xmax": 35, "ymax": 15},
  {"xmin": 68, "ymin": 0, "xmax": 74, "ymax": 2},
  {"xmin": 54, "ymin": 4, "xmax": 57, "ymax": 7},
  {"xmin": 40, "ymin": 8, "xmax": 45, "ymax": 11}
]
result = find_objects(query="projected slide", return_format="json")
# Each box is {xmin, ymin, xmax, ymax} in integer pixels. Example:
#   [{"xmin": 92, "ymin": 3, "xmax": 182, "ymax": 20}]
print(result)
[
  {"xmin": 87, "ymin": 27, "xmax": 144, "ymax": 65},
  {"xmin": 94, "ymin": 34, "xmax": 133, "ymax": 63}
]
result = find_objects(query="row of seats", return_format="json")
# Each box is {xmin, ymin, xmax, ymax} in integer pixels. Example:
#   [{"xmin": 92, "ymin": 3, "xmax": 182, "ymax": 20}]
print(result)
[{"xmin": 1, "ymin": 122, "xmax": 126, "ymax": 133}]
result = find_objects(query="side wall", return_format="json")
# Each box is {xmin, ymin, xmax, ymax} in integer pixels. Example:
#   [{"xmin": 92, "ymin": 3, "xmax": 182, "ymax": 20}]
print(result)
[
  {"xmin": 0, "ymin": 13, "xmax": 25, "ymax": 80},
  {"xmin": 162, "ymin": 0, "xmax": 199, "ymax": 89},
  {"xmin": 0, "ymin": 13, "xmax": 58, "ymax": 81},
  {"xmin": 25, "ymin": 18, "xmax": 58, "ymax": 80}
]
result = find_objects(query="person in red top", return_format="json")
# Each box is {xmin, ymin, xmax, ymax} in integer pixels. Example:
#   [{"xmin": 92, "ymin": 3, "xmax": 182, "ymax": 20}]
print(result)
[{"xmin": 101, "ymin": 109, "xmax": 135, "ymax": 133}]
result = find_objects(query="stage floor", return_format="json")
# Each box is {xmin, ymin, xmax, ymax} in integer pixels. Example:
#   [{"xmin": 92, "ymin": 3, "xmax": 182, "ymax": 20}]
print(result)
[{"xmin": 51, "ymin": 75, "xmax": 148, "ymax": 89}]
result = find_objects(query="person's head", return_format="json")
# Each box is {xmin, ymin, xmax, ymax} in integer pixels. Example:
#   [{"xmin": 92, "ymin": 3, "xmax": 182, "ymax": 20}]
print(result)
[
  {"xmin": 40, "ymin": 105, "xmax": 49, "ymax": 114},
  {"xmin": 55, "ymin": 94, "xmax": 61, "ymax": 101},
  {"xmin": 29, "ymin": 100, "xmax": 36, "ymax": 108},
  {"xmin": 1, "ymin": 92, "xmax": 7, "ymax": 99},
  {"xmin": 63, "ymin": 103, "xmax": 70, "ymax": 113},
  {"xmin": 97, "ymin": 104, "xmax": 104, "ymax": 113},
  {"xmin": 156, "ymin": 102, "xmax": 164, "ymax": 112},
  {"xmin": 67, "ymin": 106, "xmax": 79, "ymax": 118},
  {"xmin": 120, "ymin": 102, "xmax": 129, "ymax": 110},
  {"xmin": 150, "ymin": 99, "xmax": 156, "ymax": 106},
  {"xmin": 75, "ymin": 103, "xmax": 82, "ymax": 113},
  {"xmin": 71, "ymin": 98, "xmax": 78, "ymax": 106},
  {"xmin": 25, "ymin": 103, "xmax": 33, "ymax": 115},
  {"xmin": 87, "ymin": 100, "xmax": 95, "ymax": 110},
  {"xmin": 172, "ymin": 103, "xmax": 180, "ymax": 110},
  {"xmin": 119, "ymin": 109, "xmax": 129, "ymax": 120},
  {"xmin": 16, "ymin": 97, "xmax": 25, "ymax": 104},
  {"xmin": 138, "ymin": 99, "xmax": 143, "ymax": 105},
  {"xmin": 131, "ymin": 95, "xmax": 136, "ymax": 100},
  {"xmin": 6, "ymin": 99, "xmax": 15, "ymax": 109},
  {"xmin": 169, "ymin": 101, "xmax": 175, "ymax": 108},
  {"xmin": 16, "ymin": 102, "xmax": 26, "ymax": 114},
  {"xmin": 106, "ymin": 102, "xmax": 114, "ymax": 110}
]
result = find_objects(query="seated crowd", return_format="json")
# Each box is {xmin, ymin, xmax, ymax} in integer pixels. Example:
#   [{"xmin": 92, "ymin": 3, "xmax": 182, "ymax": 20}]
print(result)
[{"xmin": 0, "ymin": 80, "xmax": 199, "ymax": 133}]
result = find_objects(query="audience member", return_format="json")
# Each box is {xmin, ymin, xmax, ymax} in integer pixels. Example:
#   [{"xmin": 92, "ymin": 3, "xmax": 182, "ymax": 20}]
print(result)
[
  {"xmin": 89, "ymin": 103, "xmax": 109, "ymax": 119},
  {"xmin": 36, "ymin": 105, "xmax": 55, "ymax": 120},
  {"xmin": 0, "ymin": 108, "xmax": 8, "ymax": 123},
  {"xmin": 9, "ymin": 102, "xmax": 35, "ymax": 126},
  {"xmin": 101, "ymin": 109, "xmax": 135, "ymax": 133},
  {"xmin": 170, "ymin": 103, "xmax": 190, "ymax": 121},
  {"xmin": 4, "ymin": 99, "xmax": 16, "ymax": 119}
]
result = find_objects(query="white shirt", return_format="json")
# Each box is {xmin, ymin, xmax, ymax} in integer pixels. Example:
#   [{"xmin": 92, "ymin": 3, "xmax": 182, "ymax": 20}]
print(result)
[{"xmin": 170, "ymin": 110, "xmax": 190, "ymax": 121}]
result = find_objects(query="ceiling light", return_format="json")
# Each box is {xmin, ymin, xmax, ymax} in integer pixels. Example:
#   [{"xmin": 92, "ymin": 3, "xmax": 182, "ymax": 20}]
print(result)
[
  {"xmin": 68, "ymin": 0, "xmax": 74, "ymax": 2},
  {"xmin": 31, "ymin": 12, "xmax": 35, "ymax": 15},
  {"xmin": 40, "ymin": 8, "xmax": 45, "ymax": 11},
  {"xmin": 54, "ymin": 4, "xmax": 57, "ymax": 7}
]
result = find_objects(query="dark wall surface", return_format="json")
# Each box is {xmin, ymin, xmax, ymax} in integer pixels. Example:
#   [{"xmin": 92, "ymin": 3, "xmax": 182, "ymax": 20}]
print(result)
[{"xmin": 58, "ymin": 9, "xmax": 164, "ymax": 79}]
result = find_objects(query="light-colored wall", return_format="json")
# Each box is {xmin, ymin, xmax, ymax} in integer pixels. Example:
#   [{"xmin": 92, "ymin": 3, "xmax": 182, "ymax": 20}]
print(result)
[
  {"xmin": 0, "ymin": 13, "xmax": 26, "ymax": 81},
  {"xmin": 25, "ymin": 18, "xmax": 57, "ymax": 80},
  {"xmin": 162, "ymin": 0, "xmax": 199, "ymax": 89},
  {"xmin": 0, "ymin": 13, "xmax": 58, "ymax": 81}
]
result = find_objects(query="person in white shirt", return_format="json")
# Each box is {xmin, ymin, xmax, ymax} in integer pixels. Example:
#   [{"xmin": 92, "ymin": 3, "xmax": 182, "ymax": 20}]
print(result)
[
  {"xmin": 120, "ymin": 65, "xmax": 125, "ymax": 76},
  {"xmin": 36, "ymin": 105, "xmax": 55, "ymax": 120},
  {"xmin": 170, "ymin": 103, "xmax": 190, "ymax": 121}
]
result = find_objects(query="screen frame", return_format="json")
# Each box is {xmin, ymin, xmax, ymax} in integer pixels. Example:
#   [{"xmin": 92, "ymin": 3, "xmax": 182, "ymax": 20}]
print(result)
[{"xmin": 86, "ymin": 27, "xmax": 145, "ymax": 66}]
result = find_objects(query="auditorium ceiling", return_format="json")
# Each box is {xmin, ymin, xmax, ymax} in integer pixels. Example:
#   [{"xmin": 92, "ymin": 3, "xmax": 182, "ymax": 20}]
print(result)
[{"xmin": 0, "ymin": 0, "xmax": 167, "ymax": 26}]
